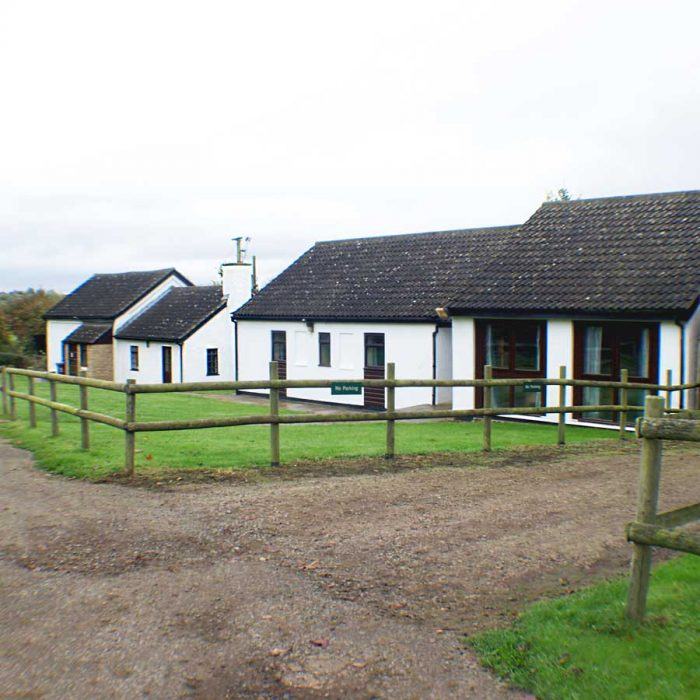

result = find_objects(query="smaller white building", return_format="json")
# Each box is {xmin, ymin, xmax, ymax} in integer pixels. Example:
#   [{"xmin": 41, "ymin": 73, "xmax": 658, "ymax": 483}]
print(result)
[{"xmin": 113, "ymin": 254, "xmax": 254, "ymax": 384}]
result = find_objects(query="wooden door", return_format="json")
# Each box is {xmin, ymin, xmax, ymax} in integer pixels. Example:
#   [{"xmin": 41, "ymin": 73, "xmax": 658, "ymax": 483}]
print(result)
[
  {"xmin": 66, "ymin": 343, "xmax": 79, "ymax": 376},
  {"xmin": 364, "ymin": 333, "xmax": 385, "ymax": 409},
  {"xmin": 162, "ymin": 346, "xmax": 173, "ymax": 383},
  {"xmin": 271, "ymin": 331, "xmax": 287, "ymax": 397}
]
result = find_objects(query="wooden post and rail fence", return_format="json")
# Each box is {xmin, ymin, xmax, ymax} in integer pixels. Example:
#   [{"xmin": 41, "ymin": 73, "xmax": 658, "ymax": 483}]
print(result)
[
  {"xmin": 0, "ymin": 364, "xmax": 696, "ymax": 477},
  {"xmin": 625, "ymin": 395, "xmax": 700, "ymax": 621}
]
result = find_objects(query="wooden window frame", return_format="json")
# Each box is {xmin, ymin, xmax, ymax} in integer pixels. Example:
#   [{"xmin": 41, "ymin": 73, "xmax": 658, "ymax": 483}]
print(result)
[
  {"xmin": 271, "ymin": 331, "xmax": 287, "ymax": 362},
  {"xmin": 475, "ymin": 319, "xmax": 547, "ymax": 408},
  {"xmin": 573, "ymin": 320, "xmax": 659, "ymax": 421},
  {"xmin": 130, "ymin": 345, "xmax": 139, "ymax": 371},
  {"xmin": 206, "ymin": 348, "xmax": 219, "ymax": 376},
  {"xmin": 364, "ymin": 333, "xmax": 385, "ymax": 369},
  {"xmin": 318, "ymin": 332, "xmax": 331, "ymax": 367}
]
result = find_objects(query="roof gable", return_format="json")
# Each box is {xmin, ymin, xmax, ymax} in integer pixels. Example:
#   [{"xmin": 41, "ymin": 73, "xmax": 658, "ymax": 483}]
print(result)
[
  {"xmin": 234, "ymin": 225, "xmax": 519, "ymax": 321},
  {"xmin": 114, "ymin": 286, "xmax": 226, "ymax": 342},
  {"xmin": 446, "ymin": 190, "xmax": 700, "ymax": 316},
  {"xmin": 44, "ymin": 268, "xmax": 191, "ymax": 320}
]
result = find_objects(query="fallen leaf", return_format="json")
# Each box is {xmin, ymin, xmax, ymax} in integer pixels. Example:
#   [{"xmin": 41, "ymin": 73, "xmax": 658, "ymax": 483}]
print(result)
[
  {"xmin": 269, "ymin": 648, "xmax": 288, "ymax": 657},
  {"xmin": 309, "ymin": 638, "xmax": 329, "ymax": 648}
]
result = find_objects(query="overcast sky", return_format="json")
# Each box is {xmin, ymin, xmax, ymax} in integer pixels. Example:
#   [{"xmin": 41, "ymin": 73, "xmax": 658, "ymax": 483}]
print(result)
[{"xmin": 1, "ymin": 0, "xmax": 698, "ymax": 293}]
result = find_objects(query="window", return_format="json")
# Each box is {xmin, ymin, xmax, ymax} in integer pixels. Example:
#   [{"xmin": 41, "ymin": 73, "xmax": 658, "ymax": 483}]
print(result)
[
  {"xmin": 477, "ymin": 320, "xmax": 546, "ymax": 409},
  {"xmin": 319, "ymin": 332, "xmax": 331, "ymax": 367},
  {"xmin": 271, "ymin": 331, "xmax": 287, "ymax": 361},
  {"xmin": 130, "ymin": 346, "xmax": 139, "ymax": 371},
  {"xmin": 79, "ymin": 344, "xmax": 88, "ymax": 367},
  {"xmin": 206, "ymin": 348, "xmax": 219, "ymax": 376},
  {"xmin": 575, "ymin": 321, "xmax": 658, "ymax": 423},
  {"xmin": 364, "ymin": 333, "xmax": 385, "ymax": 368}
]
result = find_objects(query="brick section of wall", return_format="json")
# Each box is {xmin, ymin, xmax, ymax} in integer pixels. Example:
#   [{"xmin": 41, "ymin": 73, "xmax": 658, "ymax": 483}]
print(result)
[{"xmin": 87, "ymin": 344, "xmax": 114, "ymax": 381}]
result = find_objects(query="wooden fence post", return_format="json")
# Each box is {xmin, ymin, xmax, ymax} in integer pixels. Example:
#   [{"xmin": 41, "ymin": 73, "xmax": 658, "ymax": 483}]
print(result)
[
  {"xmin": 79, "ymin": 369, "xmax": 90, "ymax": 449},
  {"xmin": 8, "ymin": 372, "xmax": 16, "ymax": 420},
  {"xmin": 626, "ymin": 395, "xmax": 665, "ymax": 621},
  {"xmin": 269, "ymin": 361, "xmax": 280, "ymax": 467},
  {"xmin": 1, "ymin": 367, "xmax": 7, "ymax": 417},
  {"xmin": 386, "ymin": 362, "xmax": 396, "ymax": 458},
  {"xmin": 28, "ymin": 375, "xmax": 37, "ymax": 428},
  {"xmin": 619, "ymin": 368, "xmax": 629, "ymax": 439},
  {"xmin": 483, "ymin": 364, "xmax": 492, "ymax": 452},
  {"xmin": 49, "ymin": 377, "xmax": 59, "ymax": 437},
  {"xmin": 665, "ymin": 369, "xmax": 672, "ymax": 410},
  {"xmin": 557, "ymin": 365, "xmax": 566, "ymax": 446},
  {"xmin": 124, "ymin": 379, "xmax": 136, "ymax": 476}
]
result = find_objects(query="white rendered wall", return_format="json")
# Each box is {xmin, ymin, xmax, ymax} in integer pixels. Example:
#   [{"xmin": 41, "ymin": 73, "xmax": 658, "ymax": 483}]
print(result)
[
  {"xmin": 659, "ymin": 320, "xmax": 682, "ymax": 409},
  {"xmin": 435, "ymin": 326, "xmax": 453, "ymax": 405},
  {"xmin": 46, "ymin": 319, "xmax": 82, "ymax": 371},
  {"xmin": 683, "ymin": 305, "xmax": 700, "ymax": 408},
  {"xmin": 181, "ymin": 307, "xmax": 234, "ymax": 382},
  {"xmin": 236, "ymin": 320, "xmax": 437, "ymax": 409},
  {"xmin": 115, "ymin": 339, "xmax": 182, "ymax": 384},
  {"xmin": 451, "ymin": 317, "xmax": 476, "ymax": 410},
  {"xmin": 114, "ymin": 309, "xmax": 234, "ymax": 384},
  {"xmin": 544, "ymin": 319, "xmax": 574, "ymax": 418}
]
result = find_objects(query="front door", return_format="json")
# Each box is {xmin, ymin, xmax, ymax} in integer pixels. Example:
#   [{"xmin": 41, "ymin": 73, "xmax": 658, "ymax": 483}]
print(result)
[
  {"xmin": 162, "ymin": 346, "xmax": 173, "ymax": 383},
  {"xmin": 66, "ymin": 343, "xmax": 79, "ymax": 376},
  {"xmin": 271, "ymin": 331, "xmax": 287, "ymax": 397},
  {"xmin": 364, "ymin": 333, "xmax": 385, "ymax": 409}
]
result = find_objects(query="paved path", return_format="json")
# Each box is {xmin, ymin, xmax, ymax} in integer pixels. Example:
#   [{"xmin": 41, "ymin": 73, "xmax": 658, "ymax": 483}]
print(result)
[{"xmin": 1, "ymin": 439, "xmax": 698, "ymax": 698}]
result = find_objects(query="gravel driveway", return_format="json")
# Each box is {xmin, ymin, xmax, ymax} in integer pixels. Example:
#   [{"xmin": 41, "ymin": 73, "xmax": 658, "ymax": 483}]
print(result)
[{"xmin": 1, "ymin": 438, "xmax": 698, "ymax": 698}]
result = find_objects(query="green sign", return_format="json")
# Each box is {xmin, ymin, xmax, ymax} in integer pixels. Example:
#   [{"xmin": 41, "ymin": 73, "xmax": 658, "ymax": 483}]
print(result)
[
  {"xmin": 523, "ymin": 382, "xmax": 543, "ymax": 393},
  {"xmin": 331, "ymin": 381, "xmax": 363, "ymax": 395}
]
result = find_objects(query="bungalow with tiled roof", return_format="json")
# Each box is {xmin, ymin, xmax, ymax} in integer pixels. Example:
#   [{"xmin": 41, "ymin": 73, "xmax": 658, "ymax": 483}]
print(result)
[
  {"xmin": 44, "ymin": 268, "xmax": 191, "ymax": 380},
  {"xmin": 233, "ymin": 189, "xmax": 700, "ymax": 422}
]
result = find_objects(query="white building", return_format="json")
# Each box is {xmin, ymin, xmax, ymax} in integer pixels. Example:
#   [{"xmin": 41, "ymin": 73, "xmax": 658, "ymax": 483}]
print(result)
[
  {"xmin": 233, "ymin": 189, "xmax": 700, "ymax": 423},
  {"xmin": 44, "ymin": 268, "xmax": 191, "ymax": 380}
]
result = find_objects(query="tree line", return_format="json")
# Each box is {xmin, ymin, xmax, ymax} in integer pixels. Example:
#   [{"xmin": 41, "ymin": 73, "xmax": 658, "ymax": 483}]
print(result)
[{"xmin": 0, "ymin": 289, "xmax": 64, "ymax": 367}]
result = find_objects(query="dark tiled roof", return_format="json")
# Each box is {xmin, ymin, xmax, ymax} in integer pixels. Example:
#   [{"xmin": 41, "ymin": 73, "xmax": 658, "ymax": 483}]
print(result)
[
  {"xmin": 234, "ymin": 226, "xmax": 520, "ymax": 321},
  {"xmin": 44, "ymin": 269, "xmax": 191, "ymax": 320},
  {"xmin": 114, "ymin": 286, "xmax": 226, "ymax": 342},
  {"xmin": 446, "ymin": 190, "xmax": 700, "ymax": 316},
  {"xmin": 64, "ymin": 323, "xmax": 112, "ymax": 344}
]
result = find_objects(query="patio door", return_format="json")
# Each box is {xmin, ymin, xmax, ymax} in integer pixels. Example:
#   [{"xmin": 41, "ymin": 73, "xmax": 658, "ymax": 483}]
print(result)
[
  {"xmin": 364, "ymin": 333, "xmax": 385, "ymax": 409},
  {"xmin": 271, "ymin": 331, "xmax": 287, "ymax": 397},
  {"xmin": 475, "ymin": 320, "xmax": 547, "ymax": 409},
  {"xmin": 162, "ymin": 346, "xmax": 173, "ymax": 383},
  {"xmin": 573, "ymin": 321, "xmax": 658, "ymax": 423}
]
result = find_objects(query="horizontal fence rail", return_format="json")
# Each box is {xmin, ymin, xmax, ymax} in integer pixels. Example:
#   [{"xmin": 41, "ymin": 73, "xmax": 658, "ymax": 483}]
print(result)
[{"xmin": 2, "ymin": 363, "xmax": 698, "ymax": 477}]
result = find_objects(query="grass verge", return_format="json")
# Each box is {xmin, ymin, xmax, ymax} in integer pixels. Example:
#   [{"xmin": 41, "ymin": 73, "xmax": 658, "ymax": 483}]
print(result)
[
  {"xmin": 1, "ymin": 381, "xmax": 614, "ymax": 479},
  {"xmin": 469, "ymin": 555, "xmax": 700, "ymax": 700}
]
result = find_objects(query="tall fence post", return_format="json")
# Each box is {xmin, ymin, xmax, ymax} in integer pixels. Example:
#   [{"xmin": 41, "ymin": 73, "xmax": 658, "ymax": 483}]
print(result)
[
  {"xmin": 49, "ymin": 377, "xmax": 59, "ymax": 437},
  {"xmin": 1, "ymin": 367, "xmax": 7, "ymax": 417},
  {"xmin": 619, "ymin": 368, "xmax": 629, "ymax": 439},
  {"xmin": 557, "ymin": 365, "xmax": 566, "ymax": 445},
  {"xmin": 8, "ymin": 372, "xmax": 16, "ymax": 420},
  {"xmin": 269, "ymin": 361, "xmax": 280, "ymax": 467},
  {"xmin": 124, "ymin": 379, "xmax": 136, "ymax": 476},
  {"xmin": 626, "ymin": 395, "xmax": 665, "ymax": 622},
  {"xmin": 79, "ymin": 369, "xmax": 90, "ymax": 450},
  {"xmin": 27, "ymin": 375, "xmax": 37, "ymax": 428},
  {"xmin": 665, "ymin": 369, "xmax": 672, "ymax": 410},
  {"xmin": 386, "ymin": 362, "xmax": 396, "ymax": 459},
  {"xmin": 483, "ymin": 364, "xmax": 492, "ymax": 452}
]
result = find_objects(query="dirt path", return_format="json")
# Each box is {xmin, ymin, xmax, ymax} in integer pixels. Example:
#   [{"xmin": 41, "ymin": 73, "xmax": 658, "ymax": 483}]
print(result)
[{"xmin": 1, "ymin": 439, "xmax": 699, "ymax": 699}]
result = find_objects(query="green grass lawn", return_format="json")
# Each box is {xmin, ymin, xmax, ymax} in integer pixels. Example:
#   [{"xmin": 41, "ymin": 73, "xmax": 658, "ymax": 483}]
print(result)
[
  {"xmin": 0, "ymin": 380, "xmax": 615, "ymax": 478},
  {"xmin": 469, "ymin": 555, "xmax": 700, "ymax": 700}
]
